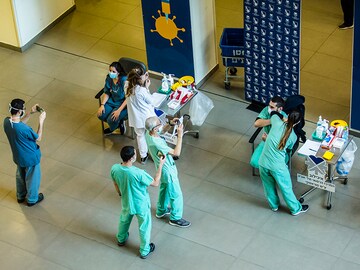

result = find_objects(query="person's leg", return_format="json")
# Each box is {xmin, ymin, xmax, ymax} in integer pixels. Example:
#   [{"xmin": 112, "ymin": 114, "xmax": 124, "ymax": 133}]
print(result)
[
  {"xmin": 16, "ymin": 166, "xmax": 27, "ymax": 201},
  {"xmin": 259, "ymin": 166, "xmax": 280, "ymax": 210},
  {"xmin": 25, "ymin": 164, "xmax": 41, "ymax": 204},
  {"xmin": 156, "ymin": 182, "xmax": 170, "ymax": 216},
  {"xmin": 341, "ymin": 0, "xmax": 354, "ymax": 25},
  {"xmin": 134, "ymin": 127, "xmax": 148, "ymax": 158},
  {"xmin": 168, "ymin": 180, "xmax": 183, "ymax": 220},
  {"xmin": 98, "ymin": 103, "xmax": 112, "ymax": 122},
  {"xmin": 136, "ymin": 209, "xmax": 152, "ymax": 256},
  {"xmin": 273, "ymin": 167, "xmax": 302, "ymax": 214},
  {"xmin": 116, "ymin": 210, "xmax": 133, "ymax": 243}
]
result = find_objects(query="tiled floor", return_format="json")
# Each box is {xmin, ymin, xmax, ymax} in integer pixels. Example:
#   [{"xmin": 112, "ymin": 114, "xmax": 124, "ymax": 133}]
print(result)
[{"xmin": 0, "ymin": 0, "xmax": 359, "ymax": 269}]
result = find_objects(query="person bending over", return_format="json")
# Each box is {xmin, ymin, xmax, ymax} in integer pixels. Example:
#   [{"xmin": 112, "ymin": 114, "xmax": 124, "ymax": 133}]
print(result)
[{"xmin": 258, "ymin": 110, "xmax": 309, "ymax": 216}]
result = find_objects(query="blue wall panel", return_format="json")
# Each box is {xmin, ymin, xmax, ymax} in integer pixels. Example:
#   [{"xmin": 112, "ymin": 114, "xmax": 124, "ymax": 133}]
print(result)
[
  {"xmin": 141, "ymin": 0, "xmax": 194, "ymax": 77},
  {"xmin": 244, "ymin": 0, "xmax": 301, "ymax": 104},
  {"xmin": 351, "ymin": 2, "xmax": 360, "ymax": 132}
]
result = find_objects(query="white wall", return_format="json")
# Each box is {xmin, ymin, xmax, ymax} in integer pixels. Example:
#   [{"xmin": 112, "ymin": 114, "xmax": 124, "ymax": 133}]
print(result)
[
  {"xmin": 1, "ymin": 0, "xmax": 74, "ymax": 48},
  {"xmin": 0, "ymin": 0, "xmax": 19, "ymax": 46},
  {"xmin": 190, "ymin": 0, "xmax": 218, "ymax": 84}
]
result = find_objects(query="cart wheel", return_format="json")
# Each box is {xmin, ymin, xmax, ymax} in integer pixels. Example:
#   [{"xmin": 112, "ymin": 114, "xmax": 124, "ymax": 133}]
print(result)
[
  {"xmin": 225, "ymin": 82, "xmax": 231, "ymax": 90},
  {"xmin": 343, "ymin": 178, "xmax": 348, "ymax": 185},
  {"xmin": 194, "ymin": 132, "xmax": 199, "ymax": 139},
  {"xmin": 327, "ymin": 204, "xmax": 332, "ymax": 210},
  {"xmin": 299, "ymin": 197, "xmax": 304, "ymax": 203},
  {"xmin": 229, "ymin": 67, "xmax": 237, "ymax": 75}
]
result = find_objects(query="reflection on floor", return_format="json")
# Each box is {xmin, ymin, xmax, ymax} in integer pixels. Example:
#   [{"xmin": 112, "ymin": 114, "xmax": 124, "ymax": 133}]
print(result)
[{"xmin": 0, "ymin": 0, "xmax": 359, "ymax": 269}]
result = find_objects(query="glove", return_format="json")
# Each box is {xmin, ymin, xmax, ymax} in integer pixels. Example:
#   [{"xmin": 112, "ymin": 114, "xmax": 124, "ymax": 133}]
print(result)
[{"xmin": 270, "ymin": 110, "xmax": 284, "ymax": 120}]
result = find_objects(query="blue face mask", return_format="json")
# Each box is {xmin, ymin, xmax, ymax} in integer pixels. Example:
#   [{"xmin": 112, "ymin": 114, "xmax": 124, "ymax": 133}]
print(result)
[
  {"xmin": 109, "ymin": 71, "xmax": 118, "ymax": 79},
  {"xmin": 157, "ymin": 125, "xmax": 163, "ymax": 135}
]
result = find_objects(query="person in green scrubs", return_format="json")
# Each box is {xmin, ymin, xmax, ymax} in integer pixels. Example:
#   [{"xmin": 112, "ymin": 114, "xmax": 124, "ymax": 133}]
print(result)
[
  {"xmin": 144, "ymin": 116, "xmax": 191, "ymax": 228},
  {"xmin": 111, "ymin": 146, "xmax": 165, "ymax": 259},
  {"xmin": 251, "ymin": 96, "xmax": 286, "ymax": 168},
  {"xmin": 258, "ymin": 110, "xmax": 309, "ymax": 216}
]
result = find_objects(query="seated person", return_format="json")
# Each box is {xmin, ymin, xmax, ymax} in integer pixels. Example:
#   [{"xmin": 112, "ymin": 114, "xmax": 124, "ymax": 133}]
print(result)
[
  {"xmin": 250, "ymin": 96, "xmax": 286, "ymax": 168},
  {"xmin": 97, "ymin": 61, "xmax": 128, "ymax": 135}
]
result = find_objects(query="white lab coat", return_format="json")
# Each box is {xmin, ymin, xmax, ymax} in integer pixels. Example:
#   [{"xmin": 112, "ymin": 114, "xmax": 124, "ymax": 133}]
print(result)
[{"xmin": 126, "ymin": 84, "xmax": 156, "ymax": 129}]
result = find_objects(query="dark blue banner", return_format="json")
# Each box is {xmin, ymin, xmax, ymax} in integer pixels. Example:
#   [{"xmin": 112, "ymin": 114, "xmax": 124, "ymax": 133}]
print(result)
[
  {"xmin": 351, "ymin": 2, "xmax": 360, "ymax": 132},
  {"xmin": 244, "ymin": 0, "xmax": 301, "ymax": 104},
  {"xmin": 141, "ymin": 0, "xmax": 194, "ymax": 77}
]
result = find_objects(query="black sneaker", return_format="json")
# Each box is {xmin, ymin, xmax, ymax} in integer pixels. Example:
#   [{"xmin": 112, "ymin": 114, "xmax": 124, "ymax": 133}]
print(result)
[
  {"xmin": 103, "ymin": 128, "xmax": 113, "ymax": 136},
  {"xmin": 292, "ymin": 204, "xmax": 309, "ymax": 216},
  {"xmin": 339, "ymin": 23, "xmax": 353, "ymax": 30},
  {"xmin": 27, "ymin": 193, "xmax": 44, "ymax": 207},
  {"xmin": 155, "ymin": 207, "xmax": 171, "ymax": 219},
  {"xmin": 119, "ymin": 120, "xmax": 126, "ymax": 135},
  {"xmin": 140, "ymin": 243, "xmax": 155, "ymax": 259},
  {"xmin": 117, "ymin": 232, "xmax": 129, "ymax": 246},
  {"xmin": 169, "ymin": 218, "xmax": 191, "ymax": 228},
  {"xmin": 140, "ymin": 154, "xmax": 149, "ymax": 165},
  {"xmin": 17, "ymin": 198, "xmax": 26, "ymax": 203}
]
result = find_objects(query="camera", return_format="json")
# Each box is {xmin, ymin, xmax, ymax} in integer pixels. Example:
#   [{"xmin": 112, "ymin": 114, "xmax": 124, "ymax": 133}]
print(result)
[
  {"xmin": 157, "ymin": 150, "xmax": 165, "ymax": 158},
  {"xmin": 36, "ymin": 105, "xmax": 44, "ymax": 113}
]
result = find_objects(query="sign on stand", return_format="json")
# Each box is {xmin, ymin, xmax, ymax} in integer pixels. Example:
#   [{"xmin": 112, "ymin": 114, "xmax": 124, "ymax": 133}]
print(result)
[{"xmin": 297, "ymin": 155, "xmax": 335, "ymax": 193}]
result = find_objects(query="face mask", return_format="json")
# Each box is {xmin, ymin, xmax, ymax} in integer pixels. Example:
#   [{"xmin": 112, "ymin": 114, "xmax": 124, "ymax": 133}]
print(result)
[
  {"xmin": 157, "ymin": 125, "xmax": 163, "ymax": 135},
  {"xmin": 268, "ymin": 106, "xmax": 274, "ymax": 115},
  {"xmin": 19, "ymin": 110, "xmax": 25, "ymax": 118},
  {"xmin": 109, "ymin": 71, "xmax": 118, "ymax": 79}
]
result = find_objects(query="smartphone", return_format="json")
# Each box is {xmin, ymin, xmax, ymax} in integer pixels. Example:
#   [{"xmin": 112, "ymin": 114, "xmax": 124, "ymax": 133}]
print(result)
[
  {"xmin": 157, "ymin": 150, "xmax": 165, "ymax": 158},
  {"xmin": 36, "ymin": 105, "xmax": 44, "ymax": 113}
]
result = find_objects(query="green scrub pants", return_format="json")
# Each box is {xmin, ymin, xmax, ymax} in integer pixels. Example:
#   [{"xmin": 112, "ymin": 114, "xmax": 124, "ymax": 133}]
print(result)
[
  {"xmin": 156, "ymin": 180, "xmax": 183, "ymax": 220},
  {"xmin": 117, "ymin": 209, "xmax": 151, "ymax": 256},
  {"xmin": 259, "ymin": 165, "xmax": 302, "ymax": 214}
]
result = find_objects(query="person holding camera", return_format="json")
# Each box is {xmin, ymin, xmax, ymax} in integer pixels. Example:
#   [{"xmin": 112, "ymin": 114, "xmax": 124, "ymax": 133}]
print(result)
[
  {"xmin": 144, "ymin": 116, "xmax": 191, "ymax": 228},
  {"xmin": 3, "ymin": 99, "xmax": 46, "ymax": 206},
  {"xmin": 111, "ymin": 146, "xmax": 165, "ymax": 259},
  {"xmin": 125, "ymin": 68, "xmax": 156, "ymax": 164}
]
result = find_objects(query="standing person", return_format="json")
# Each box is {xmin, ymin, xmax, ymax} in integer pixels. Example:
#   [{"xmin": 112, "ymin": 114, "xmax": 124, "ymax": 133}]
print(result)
[
  {"xmin": 125, "ymin": 68, "xmax": 156, "ymax": 164},
  {"xmin": 258, "ymin": 110, "xmax": 308, "ymax": 216},
  {"xmin": 250, "ymin": 96, "xmax": 286, "ymax": 169},
  {"xmin": 145, "ymin": 116, "xmax": 191, "ymax": 228},
  {"xmin": 111, "ymin": 146, "xmax": 165, "ymax": 259},
  {"xmin": 339, "ymin": 0, "xmax": 354, "ymax": 29},
  {"xmin": 97, "ymin": 61, "xmax": 128, "ymax": 135},
  {"xmin": 3, "ymin": 99, "xmax": 46, "ymax": 206}
]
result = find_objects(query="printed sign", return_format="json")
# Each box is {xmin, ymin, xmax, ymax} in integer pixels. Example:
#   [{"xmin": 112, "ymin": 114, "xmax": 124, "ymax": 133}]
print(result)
[
  {"xmin": 297, "ymin": 155, "xmax": 335, "ymax": 192},
  {"xmin": 244, "ymin": 0, "xmax": 301, "ymax": 104}
]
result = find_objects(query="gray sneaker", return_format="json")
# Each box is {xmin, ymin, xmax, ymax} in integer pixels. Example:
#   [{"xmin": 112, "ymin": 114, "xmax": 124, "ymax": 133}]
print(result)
[
  {"xmin": 156, "ymin": 207, "xmax": 171, "ymax": 219},
  {"xmin": 140, "ymin": 154, "xmax": 149, "ymax": 165},
  {"xmin": 169, "ymin": 218, "xmax": 191, "ymax": 228},
  {"xmin": 292, "ymin": 205, "xmax": 309, "ymax": 216}
]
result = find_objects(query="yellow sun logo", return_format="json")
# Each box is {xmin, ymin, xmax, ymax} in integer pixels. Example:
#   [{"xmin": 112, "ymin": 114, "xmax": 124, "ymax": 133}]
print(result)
[{"xmin": 151, "ymin": 10, "xmax": 185, "ymax": 46}]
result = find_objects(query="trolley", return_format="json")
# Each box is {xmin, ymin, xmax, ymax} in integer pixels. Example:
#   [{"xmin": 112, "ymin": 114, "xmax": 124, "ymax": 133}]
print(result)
[{"xmin": 219, "ymin": 28, "xmax": 245, "ymax": 90}]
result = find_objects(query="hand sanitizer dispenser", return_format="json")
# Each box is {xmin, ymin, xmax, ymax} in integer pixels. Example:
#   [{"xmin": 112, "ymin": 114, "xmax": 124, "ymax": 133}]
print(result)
[{"xmin": 168, "ymin": 74, "xmax": 174, "ymax": 86}]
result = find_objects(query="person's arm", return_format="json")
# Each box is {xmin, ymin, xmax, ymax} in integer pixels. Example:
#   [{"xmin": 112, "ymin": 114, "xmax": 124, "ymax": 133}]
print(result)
[
  {"xmin": 168, "ymin": 123, "xmax": 183, "ymax": 156},
  {"xmin": 36, "ymin": 111, "xmax": 46, "ymax": 142},
  {"xmin": 254, "ymin": 117, "xmax": 271, "ymax": 128},
  {"xmin": 21, "ymin": 104, "xmax": 38, "ymax": 124},
  {"xmin": 111, "ymin": 99, "xmax": 127, "ymax": 120},
  {"xmin": 150, "ymin": 155, "xmax": 166, "ymax": 187},
  {"xmin": 113, "ymin": 181, "xmax": 121, "ymax": 196}
]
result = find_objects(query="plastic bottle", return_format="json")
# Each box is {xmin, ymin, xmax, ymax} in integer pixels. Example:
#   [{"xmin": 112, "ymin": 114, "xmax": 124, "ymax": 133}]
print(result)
[
  {"xmin": 317, "ymin": 116, "xmax": 323, "ymax": 127},
  {"xmin": 342, "ymin": 127, "xmax": 349, "ymax": 141},
  {"xmin": 316, "ymin": 125, "xmax": 324, "ymax": 139},
  {"xmin": 168, "ymin": 74, "xmax": 174, "ymax": 86},
  {"xmin": 161, "ymin": 73, "xmax": 169, "ymax": 91}
]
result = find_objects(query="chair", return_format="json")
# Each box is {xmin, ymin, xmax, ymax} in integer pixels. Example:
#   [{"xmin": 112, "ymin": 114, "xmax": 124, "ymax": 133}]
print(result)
[{"xmin": 95, "ymin": 57, "xmax": 147, "ymax": 136}]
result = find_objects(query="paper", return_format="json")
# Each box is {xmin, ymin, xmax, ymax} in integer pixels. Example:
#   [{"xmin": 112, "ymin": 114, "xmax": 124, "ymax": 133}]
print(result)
[
  {"xmin": 297, "ymin": 140, "xmax": 321, "ymax": 156},
  {"xmin": 151, "ymin": 93, "xmax": 167, "ymax": 107}
]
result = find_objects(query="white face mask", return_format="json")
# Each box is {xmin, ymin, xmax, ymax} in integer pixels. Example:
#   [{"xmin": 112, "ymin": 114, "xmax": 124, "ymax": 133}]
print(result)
[
  {"xmin": 268, "ymin": 106, "xmax": 274, "ymax": 115},
  {"xmin": 157, "ymin": 125, "xmax": 163, "ymax": 134}
]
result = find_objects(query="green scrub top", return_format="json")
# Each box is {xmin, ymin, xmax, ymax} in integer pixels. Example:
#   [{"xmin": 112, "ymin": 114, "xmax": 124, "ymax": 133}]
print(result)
[
  {"xmin": 258, "ymin": 114, "xmax": 296, "ymax": 170},
  {"xmin": 111, "ymin": 164, "xmax": 153, "ymax": 215},
  {"xmin": 145, "ymin": 132, "xmax": 179, "ymax": 183},
  {"xmin": 257, "ymin": 106, "xmax": 287, "ymax": 134}
]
